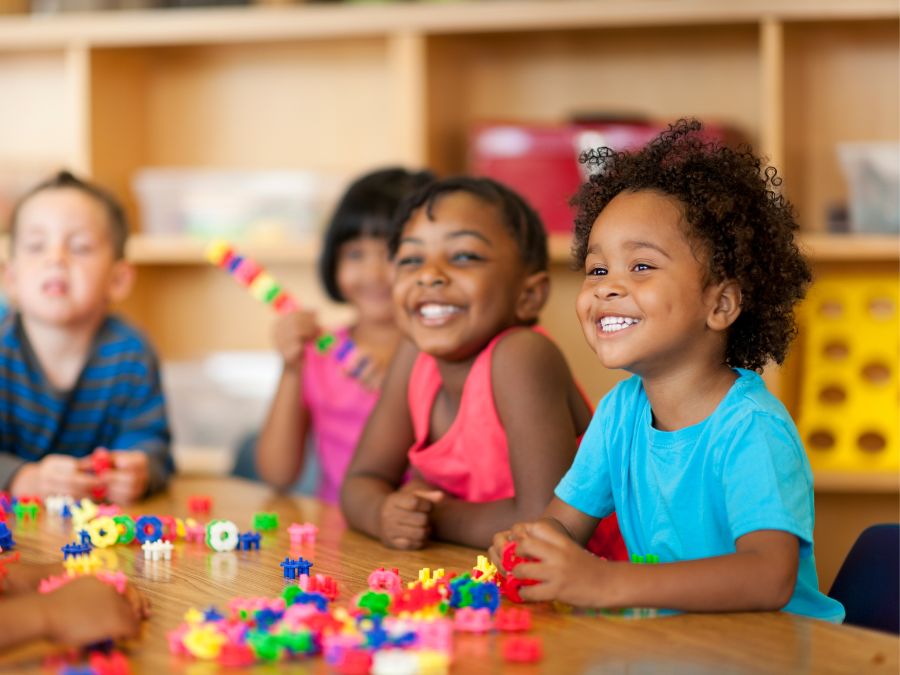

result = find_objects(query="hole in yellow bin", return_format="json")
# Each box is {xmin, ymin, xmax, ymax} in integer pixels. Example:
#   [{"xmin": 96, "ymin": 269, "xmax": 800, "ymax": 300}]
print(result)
[
  {"xmin": 818, "ymin": 385, "xmax": 847, "ymax": 405},
  {"xmin": 868, "ymin": 296, "xmax": 895, "ymax": 320},
  {"xmin": 857, "ymin": 431, "xmax": 887, "ymax": 453},
  {"xmin": 861, "ymin": 362, "xmax": 891, "ymax": 385},
  {"xmin": 808, "ymin": 429, "xmax": 836, "ymax": 451},
  {"xmin": 819, "ymin": 300, "xmax": 843, "ymax": 319},
  {"xmin": 823, "ymin": 340, "xmax": 850, "ymax": 361}
]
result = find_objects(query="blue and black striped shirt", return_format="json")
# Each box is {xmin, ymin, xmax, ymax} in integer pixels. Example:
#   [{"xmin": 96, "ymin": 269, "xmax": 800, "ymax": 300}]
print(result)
[{"xmin": 0, "ymin": 313, "xmax": 173, "ymax": 493}]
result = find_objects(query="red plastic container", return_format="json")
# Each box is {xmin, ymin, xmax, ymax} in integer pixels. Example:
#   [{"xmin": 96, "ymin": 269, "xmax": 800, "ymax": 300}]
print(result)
[{"xmin": 469, "ymin": 120, "xmax": 737, "ymax": 233}]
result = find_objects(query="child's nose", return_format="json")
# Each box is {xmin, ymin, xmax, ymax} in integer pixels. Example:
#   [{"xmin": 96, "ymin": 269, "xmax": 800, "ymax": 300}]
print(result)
[
  {"xmin": 596, "ymin": 277, "xmax": 626, "ymax": 299},
  {"xmin": 415, "ymin": 266, "xmax": 447, "ymax": 288}
]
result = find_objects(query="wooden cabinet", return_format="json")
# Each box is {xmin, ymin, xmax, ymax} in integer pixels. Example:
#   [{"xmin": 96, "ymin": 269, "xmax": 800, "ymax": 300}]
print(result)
[{"xmin": 0, "ymin": 0, "xmax": 897, "ymax": 585}]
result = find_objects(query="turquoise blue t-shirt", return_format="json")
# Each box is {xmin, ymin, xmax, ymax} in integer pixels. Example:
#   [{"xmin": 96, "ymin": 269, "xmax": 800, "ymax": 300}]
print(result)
[{"xmin": 555, "ymin": 369, "xmax": 845, "ymax": 623}]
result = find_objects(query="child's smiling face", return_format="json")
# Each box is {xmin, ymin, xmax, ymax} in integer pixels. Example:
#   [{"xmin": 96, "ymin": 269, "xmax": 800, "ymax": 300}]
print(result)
[
  {"xmin": 576, "ymin": 189, "xmax": 727, "ymax": 377},
  {"xmin": 335, "ymin": 235, "xmax": 394, "ymax": 324},
  {"xmin": 393, "ymin": 191, "xmax": 539, "ymax": 362}
]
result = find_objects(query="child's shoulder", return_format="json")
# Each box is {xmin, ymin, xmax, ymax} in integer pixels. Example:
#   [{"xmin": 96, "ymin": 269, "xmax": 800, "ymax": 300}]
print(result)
[
  {"xmin": 721, "ymin": 368, "xmax": 793, "ymax": 426},
  {"xmin": 491, "ymin": 327, "xmax": 571, "ymax": 383},
  {"xmin": 95, "ymin": 315, "xmax": 160, "ymax": 362}
]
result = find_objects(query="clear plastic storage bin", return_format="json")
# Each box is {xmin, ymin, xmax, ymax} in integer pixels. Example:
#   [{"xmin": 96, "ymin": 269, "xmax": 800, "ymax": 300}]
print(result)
[
  {"xmin": 837, "ymin": 143, "xmax": 900, "ymax": 235},
  {"xmin": 132, "ymin": 168, "xmax": 343, "ymax": 241}
]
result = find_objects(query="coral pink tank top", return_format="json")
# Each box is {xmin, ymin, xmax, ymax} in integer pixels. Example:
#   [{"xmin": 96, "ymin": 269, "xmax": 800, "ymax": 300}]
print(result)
[{"xmin": 406, "ymin": 326, "xmax": 628, "ymax": 561}]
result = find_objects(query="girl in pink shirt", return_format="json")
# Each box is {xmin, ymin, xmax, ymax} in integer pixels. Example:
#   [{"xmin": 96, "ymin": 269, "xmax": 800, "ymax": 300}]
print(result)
[
  {"xmin": 342, "ymin": 177, "xmax": 625, "ymax": 557},
  {"xmin": 255, "ymin": 168, "xmax": 433, "ymax": 503}
]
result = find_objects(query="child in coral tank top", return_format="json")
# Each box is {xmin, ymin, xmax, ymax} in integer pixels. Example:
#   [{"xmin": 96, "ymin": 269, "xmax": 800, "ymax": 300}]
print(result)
[{"xmin": 342, "ymin": 176, "xmax": 625, "ymax": 559}]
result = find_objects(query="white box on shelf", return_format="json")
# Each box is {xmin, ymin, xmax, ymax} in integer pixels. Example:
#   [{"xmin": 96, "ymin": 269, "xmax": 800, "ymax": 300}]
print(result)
[
  {"xmin": 837, "ymin": 143, "xmax": 900, "ymax": 235},
  {"xmin": 132, "ymin": 168, "xmax": 344, "ymax": 242}
]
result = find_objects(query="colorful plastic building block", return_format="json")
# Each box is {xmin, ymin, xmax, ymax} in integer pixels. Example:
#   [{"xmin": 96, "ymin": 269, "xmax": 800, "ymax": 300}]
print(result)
[
  {"xmin": 495, "ymin": 606, "xmax": 532, "ymax": 631},
  {"xmin": 502, "ymin": 636, "xmax": 543, "ymax": 663},
  {"xmin": 287, "ymin": 522, "xmax": 318, "ymax": 545},
  {"xmin": 252, "ymin": 512, "xmax": 279, "ymax": 531},
  {"xmin": 453, "ymin": 607, "xmax": 493, "ymax": 633},
  {"xmin": 113, "ymin": 515, "xmax": 136, "ymax": 545},
  {"xmin": 88, "ymin": 516, "xmax": 120, "ymax": 548},
  {"xmin": 0, "ymin": 523, "xmax": 16, "ymax": 550},
  {"xmin": 206, "ymin": 520, "xmax": 239, "ymax": 552},
  {"xmin": 238, "ymin": 531, "xmax": 261, "ymax": 550},
  {"xmin": 13, "ymin": 501, "xmax": 38, "ymax": 521},
  {"xmin": 280, "ymin": 557, "xmax": 302, "ymax": 580},
  {"xmin": 188, "ymin": 495, "xmax": 212, "ymax": 515},
  {"xmin": 142, "ymin": 539, "xmax": 173, "ymax": 561},
  {"xmin": 368, "ymin": 566, "xmax": 402, "ymax": 592},
  {"xmin": 298, "ymin": 573, "xmax": 339, "ymax": 601},
  {"xmin": 135, "ymin": 515, "xmax": 163, "ymax": 544}
]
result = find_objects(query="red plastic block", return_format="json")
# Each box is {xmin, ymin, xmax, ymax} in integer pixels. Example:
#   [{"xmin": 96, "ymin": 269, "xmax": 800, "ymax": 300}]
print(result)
[{"xmin": 502, "ymin": 636, "xmax": 543, "ymax": 663}]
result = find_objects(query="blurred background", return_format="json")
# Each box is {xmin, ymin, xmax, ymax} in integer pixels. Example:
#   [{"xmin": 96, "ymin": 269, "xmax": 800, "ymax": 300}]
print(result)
[{"xmin": 0, "ymin": 0, "xmax": 896, "ymax": 586}]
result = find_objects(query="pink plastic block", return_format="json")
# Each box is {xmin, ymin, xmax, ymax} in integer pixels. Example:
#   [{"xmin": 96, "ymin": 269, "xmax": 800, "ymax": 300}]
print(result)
[
  {"xmin": 453, "ymin": 607, "xmax": 493, "ymax": 633},
  {"xmin": 233, "ymin": 259, "xmax": 262, "ymax": 286},
  {"xmin": 367, "ymin": 566, "xmax": 402, "ymax": 593},
  {"xmin": 416, "ymin": 618, "xmax": 453, "ymax": 652},
  {"xmin": 287, "ymin": 522, "xmax": 318, "ymax": 545}
]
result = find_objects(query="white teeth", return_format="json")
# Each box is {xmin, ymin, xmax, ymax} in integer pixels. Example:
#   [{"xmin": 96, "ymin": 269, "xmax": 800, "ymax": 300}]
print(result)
[
  {"xmin": 419, "ymin": 303, "xmax": 460, "ymax": 319},
  {"xmin": 599, "ymin": 316, "xmax": 640, "ymax": 332}
]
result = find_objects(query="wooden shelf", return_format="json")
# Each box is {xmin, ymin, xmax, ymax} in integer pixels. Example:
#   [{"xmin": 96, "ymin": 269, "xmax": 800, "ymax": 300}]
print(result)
[
  {"xmin": 549, "ymin": 232, "xmax": 900, "ymax": 265},
  {"xmin": 0, "ymin": 0, "xmax": 895, "ymax": 50},
  {"xmin": 126, "ymin": 235, "xmax": 318, "ymax": 265},
  {"xmin": 814, "ymin": 471, "xmax": 900, "ymax": 494},
  {"xmin": 0, "ymin": 234, "xmax": 319, "ymax": 265}
]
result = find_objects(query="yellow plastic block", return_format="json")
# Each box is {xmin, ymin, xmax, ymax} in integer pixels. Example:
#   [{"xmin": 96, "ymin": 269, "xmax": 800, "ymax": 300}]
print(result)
[
  {"xmin": 796, "ymin": 275, "xmax": 899, "ymax": 473},
  {"xmin": 205, "ymin": 239, "xmax": 232, "ymax": 265}
]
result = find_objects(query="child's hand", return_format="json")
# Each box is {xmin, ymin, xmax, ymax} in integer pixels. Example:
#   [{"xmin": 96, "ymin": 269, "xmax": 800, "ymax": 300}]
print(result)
[
  {"xmin": 273, "ymin": 310, "xmax": 319, "ymax": 368},
  {"xmin": 509, "ymin": 520, "xmax": 607, "ymax": 606},
  {"xmin": 378, "ymin": 489, "xmax": 443, "ymax": 550},
  {"xmin": 10, "ymin": 455, "xmax": 103, "ymax": 500},
  {"xmin": 39, "ymin": 576, "xmax": 146, "ymax": 646},
  {"xmin": 102, "ymin": 451, "xmax": 150, "ymax": 505},
  {"xmin": 344, "ymin": 354, "xmax": 386, "ymax": 391}
]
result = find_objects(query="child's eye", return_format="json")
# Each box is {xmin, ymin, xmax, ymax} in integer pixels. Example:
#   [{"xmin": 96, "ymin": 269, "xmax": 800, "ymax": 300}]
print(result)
[
  {"xmin": 21, "ymin": 240, "xmax": 44, "ymax": 254},
  {"xmin": 632, "ymin": 263, "xmax": 655, "ymax": 272},
  {"xmin": 395, "ymin": 255, "xmax": 422, "ymax": 268},
  {"xmin": 451, "ymin": 251, "xmax": 483, "ymax": 264},
  {"xmin": 586, "ymin": 266, "xmax": 607, "ymax": 276},
  {"xmin": 341, "ymin": 248, "xmax": 365, "ymax": 261},
  {"xmin": 71, "ymin": 240, "xmax": 96, "ymax": 254}
]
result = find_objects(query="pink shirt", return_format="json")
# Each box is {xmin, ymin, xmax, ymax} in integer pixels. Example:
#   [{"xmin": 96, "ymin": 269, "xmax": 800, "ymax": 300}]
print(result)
[{"xmin": 302, "ymin": 327, "xmax": 379, "ymax": 504}]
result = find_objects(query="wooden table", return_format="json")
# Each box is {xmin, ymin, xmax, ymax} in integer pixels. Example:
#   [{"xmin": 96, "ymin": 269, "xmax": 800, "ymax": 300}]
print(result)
[{"xmin": 1, "ymin": 476, "xmax": 896, "ymax": 674}]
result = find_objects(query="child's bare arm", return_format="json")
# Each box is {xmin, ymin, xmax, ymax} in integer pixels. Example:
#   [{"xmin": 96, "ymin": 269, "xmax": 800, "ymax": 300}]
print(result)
[
  {"xmin": 513, "ymin": 521, "xmax": 799, "ymax": 612},
  {"xmin": 426, "ymin": 331, "xmax": 585, "ymax": 548},
  {"xmin": 0, "ymin": 576, "xmax": 146, "ymax": 649},
  {"xmin": 341, "ymin": 339, "xmax": 420, "ymax": 547},
  {"xmin": 255, "ymin": 311, "xmax": 318, "ymax": 491}
]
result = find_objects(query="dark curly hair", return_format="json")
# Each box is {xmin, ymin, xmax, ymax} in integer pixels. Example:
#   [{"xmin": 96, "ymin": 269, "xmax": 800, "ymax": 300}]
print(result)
[
  {"xmin": 571, "ymin": 118, "xmax": 811, "ymax": 371},
  {"xmin": 389, "ymin": 176, "xmax": 548, "ymax": 273}
]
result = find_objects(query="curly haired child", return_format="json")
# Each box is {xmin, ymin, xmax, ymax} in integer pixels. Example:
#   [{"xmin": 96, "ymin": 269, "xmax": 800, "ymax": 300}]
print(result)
[{"xmin": 490, "ymin": 119, "xmax": 845, "ymax": 621}]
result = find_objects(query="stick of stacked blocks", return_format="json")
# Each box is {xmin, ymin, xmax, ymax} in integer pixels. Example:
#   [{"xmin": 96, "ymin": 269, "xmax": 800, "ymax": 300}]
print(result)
[{"xmin": 205, "ymin": 240, "xmax": 369, "ymax": 376}]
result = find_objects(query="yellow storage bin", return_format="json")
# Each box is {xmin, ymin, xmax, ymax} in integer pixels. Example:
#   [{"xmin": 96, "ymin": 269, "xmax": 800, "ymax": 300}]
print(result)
[{"xmin": 797, "ymin": 275, "xmax": 899, "ymax": 473}]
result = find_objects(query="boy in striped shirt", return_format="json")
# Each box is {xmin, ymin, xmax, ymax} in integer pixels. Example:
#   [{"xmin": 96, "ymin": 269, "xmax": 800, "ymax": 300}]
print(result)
[{"xmin": 0, "ymin": 171, "xmax": 172, "ymax": 503}]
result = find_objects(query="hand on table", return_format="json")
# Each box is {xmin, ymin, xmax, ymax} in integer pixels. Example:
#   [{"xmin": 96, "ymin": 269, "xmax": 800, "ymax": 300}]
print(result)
[
  {"xmin": 10, "ymin": 455, "xmax": 103, "ymax": 501},
  {"xmin": 378, "ymin": 486, "xmax": 444, "ymax": 550}
]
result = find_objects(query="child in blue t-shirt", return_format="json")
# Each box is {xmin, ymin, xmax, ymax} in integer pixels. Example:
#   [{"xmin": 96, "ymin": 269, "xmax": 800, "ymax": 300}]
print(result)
[{"xmin": 490, "ymin": 119, "xmax": 845, "ymax": 622}]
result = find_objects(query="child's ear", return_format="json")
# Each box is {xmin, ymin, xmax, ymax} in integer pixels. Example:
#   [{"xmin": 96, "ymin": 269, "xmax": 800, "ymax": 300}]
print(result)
[
  {"xmin": 707, "ymin": 280, "xmax": 742, "ymax": 331},
  {"xmin": 515, "ymin": 270, "xmax": 550, "ymax": 323},
  {"xmin": 107, "ymin": 260, "xmax": 135, "ymax": 303}
]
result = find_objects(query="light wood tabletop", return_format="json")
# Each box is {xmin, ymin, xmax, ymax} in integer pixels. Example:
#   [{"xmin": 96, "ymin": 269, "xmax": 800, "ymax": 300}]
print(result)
[{"xmin": 1, "ymin": 476, "xmax": 896, "ymax": 674}]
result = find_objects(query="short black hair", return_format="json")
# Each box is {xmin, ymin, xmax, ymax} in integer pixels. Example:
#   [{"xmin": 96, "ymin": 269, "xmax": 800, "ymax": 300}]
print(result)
[
  {"xmin": 9, "ymin": 170, "xmax": 129, "ymax": 259},
  {"xmin": 388, "ymin": 176, "xmax": 548, "ymax": 273},
  {"xmin": 571, "ymin": 118, "xmax": 812, "ymax": 372},
  {"xmin": 319, "ymin": 167, "xmax": 435, "ymax": 302}
]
